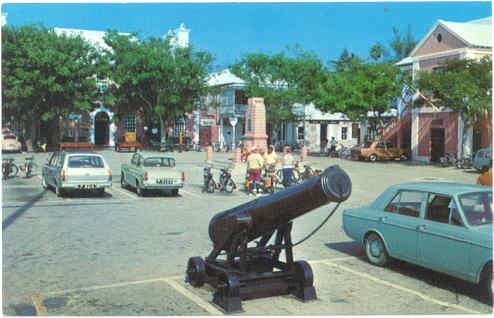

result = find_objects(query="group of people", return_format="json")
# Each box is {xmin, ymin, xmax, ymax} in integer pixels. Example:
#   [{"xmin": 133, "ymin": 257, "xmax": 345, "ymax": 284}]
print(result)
[
  {"xmin": 321, "ymin": 137, "xmax": 338, "ymax": 156},
  {"xmin": 245, "ymin": 145, "xmax": 297, "ymax": 196}
]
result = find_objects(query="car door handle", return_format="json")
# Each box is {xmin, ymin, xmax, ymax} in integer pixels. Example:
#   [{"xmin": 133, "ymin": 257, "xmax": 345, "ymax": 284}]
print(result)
[
  {"xmin": 378, "ymin": 216, "xmax": 388, "ymax": 223},
  {"xmin": 416, "ymin": 224, "xmax": 426, "ymax": 231}
]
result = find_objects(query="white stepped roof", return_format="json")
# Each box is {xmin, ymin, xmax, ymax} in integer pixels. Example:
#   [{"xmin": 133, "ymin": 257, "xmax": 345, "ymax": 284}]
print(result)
[
  {"xmin": 54, "ymin": 28, "xmax": 130, "ymax": 51},
  {"xmin": 207, "ymin": 69, "xmax": 246, "ymax": 87},
  {"xmin": 439, "ymin": 18, "xmax": 491, "ymax": 48}
]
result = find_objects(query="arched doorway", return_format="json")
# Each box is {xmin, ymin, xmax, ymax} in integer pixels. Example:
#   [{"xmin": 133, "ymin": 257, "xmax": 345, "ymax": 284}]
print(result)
[{"xmin": 95, "ymin": 111, "xmax": 109, "ymax": 145}]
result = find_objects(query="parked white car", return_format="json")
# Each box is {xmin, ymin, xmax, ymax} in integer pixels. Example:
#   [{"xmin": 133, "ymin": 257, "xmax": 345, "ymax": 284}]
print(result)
[
  {"xmin": 42, "ymin": 151, "xmax": 112, "ymax": 197},
  {"xmin": 2, "ymin": 132, "xmax": 22, "ymax": 153}
]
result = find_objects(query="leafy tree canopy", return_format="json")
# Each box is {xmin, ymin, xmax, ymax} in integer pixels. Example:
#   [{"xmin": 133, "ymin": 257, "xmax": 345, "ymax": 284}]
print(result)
[
  {"xmin": 415, "ymin": 57, "xmax": 492, "ymax": 124},
  {"xmin": 2, "ymin": 24, "xmax": 98, "ymax": 122},
  {"xmin": 103, "ymin": 30, "xmax": 213, "ymax": 127},
  {"xmin": 313, "ymin": 60, "xmax": 406, "ymax": 135},
  {"xmin": 231, "ymin": 47, "xmax": 325, "ymax": 123},
  {"xmin": 390, "ymin": 25, "xmax": 417, "ymax": 61}
]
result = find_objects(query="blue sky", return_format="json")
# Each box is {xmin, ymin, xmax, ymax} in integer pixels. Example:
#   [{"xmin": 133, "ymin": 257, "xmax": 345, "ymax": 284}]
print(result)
[{"xmin": 2, "ymin": 2, "xmax": 491, "ymax": 69}]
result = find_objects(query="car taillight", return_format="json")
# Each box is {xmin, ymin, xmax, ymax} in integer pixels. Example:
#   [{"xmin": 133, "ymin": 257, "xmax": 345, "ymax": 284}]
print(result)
[
  {"xmin": 182, "ymin": 172, "xmax": 185, "ymax": 182},
  {"xmin": 108, "ymin": 169, "xmax": 112, "ymax": 181},
  {"xmin": 61, "ymin": 169, "xmax": 66, "ymax": 181},
  {"xmin": 144, "ymin": 171, "xmax": 148, "ymax": 181}
]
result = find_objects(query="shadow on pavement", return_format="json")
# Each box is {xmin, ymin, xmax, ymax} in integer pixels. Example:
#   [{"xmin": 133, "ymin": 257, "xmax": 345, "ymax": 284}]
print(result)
[
  {"xmin": 3, "ymin": 189, "xmax": 47, "ymax": 230},
  {"xmin": 325, "ymin": 241, "xmax": 365, "ymax": 258},
  {"xmin": 326, "ymin": 241, "xmax": 491, "ymax": 306}
]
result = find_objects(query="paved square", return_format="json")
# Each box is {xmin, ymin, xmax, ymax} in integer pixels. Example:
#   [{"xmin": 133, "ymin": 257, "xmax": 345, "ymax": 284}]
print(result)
[{"xmin": 2, "ymin": 150, "xmax": 491, "ymax": 314}]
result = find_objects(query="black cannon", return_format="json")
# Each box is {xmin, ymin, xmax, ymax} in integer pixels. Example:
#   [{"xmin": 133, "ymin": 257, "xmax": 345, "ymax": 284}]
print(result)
[{"xmin": 186, "ymin": 165, "xmax": 352, "ymax": 312}]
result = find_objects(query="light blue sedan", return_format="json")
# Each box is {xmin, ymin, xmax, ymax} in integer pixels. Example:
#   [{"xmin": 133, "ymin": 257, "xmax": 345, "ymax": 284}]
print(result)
[{"xmin": 343, "ymin": 182, "xmax": 492, "ymax": 296}]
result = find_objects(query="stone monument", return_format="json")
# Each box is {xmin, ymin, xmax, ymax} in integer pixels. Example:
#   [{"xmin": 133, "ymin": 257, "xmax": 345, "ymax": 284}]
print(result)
[{"xmin": 244, "ymin": 97, "xmax": 268, "ymax": 151}]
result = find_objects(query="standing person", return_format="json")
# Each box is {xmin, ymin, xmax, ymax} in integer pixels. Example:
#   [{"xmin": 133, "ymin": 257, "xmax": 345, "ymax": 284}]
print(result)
[
  {"xmin": 282, "ymin": 147, "xmax": 295, "ymax": 187},
  {"xmin": 264, "ymin": 145, "xmax": 278, "ymax": 166},
  {"xmin": 246, "ymin": 146, "xmax": 264, "ymax": 195},
  {"xmin": 329, "ymin": 137, "xmax": 337, "ymax": 156},
  {"xmin": 321, "ymin": 138, "xmax": 328, "ymax": 155}
]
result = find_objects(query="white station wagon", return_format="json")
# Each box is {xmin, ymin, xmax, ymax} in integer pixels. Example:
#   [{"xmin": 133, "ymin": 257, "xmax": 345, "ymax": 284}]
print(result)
[{"xmin": 42, "ymin": 151, "xmax": 112, "ymax": 197}]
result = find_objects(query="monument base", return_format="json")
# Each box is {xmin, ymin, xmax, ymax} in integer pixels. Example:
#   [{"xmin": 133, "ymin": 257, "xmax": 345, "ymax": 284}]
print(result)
[{"xmin": 244, "ymin": 135, "xmax": 267, "ymax": 152}]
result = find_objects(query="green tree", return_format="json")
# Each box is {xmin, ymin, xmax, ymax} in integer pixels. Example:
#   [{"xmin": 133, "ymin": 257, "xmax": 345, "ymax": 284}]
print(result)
[
  {"xmin": 231, "ymin": 48, "xmax": 325, "ymax": 141},
  {"xmin": 104, "ymin": 31, "xmax": 213, "ymax": 138},
  {"xmin": 415, "ymin": 57, "xmax": 492, "ymax": 124},
  {"xmin": 331, "ymin": 48, "xmax": 362, "ymax": 71},
  {"xmin": 314, "ymin": 61, "xmax": 406, "ymax": 137},
  {"xmin": 369, "ymin": 42, "xmax": 389, "ymax": 62},
  {"xmin": 2, "ymin": 25, "xmax": 98, "ymax": 148},
  {"xmin": 390, "ymin": 25, "xmax": 417, "ymax": 61}
]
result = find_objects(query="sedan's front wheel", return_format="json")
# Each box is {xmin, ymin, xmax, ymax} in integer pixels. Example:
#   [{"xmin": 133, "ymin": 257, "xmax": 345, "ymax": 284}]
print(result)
[
  {"xmin": 136, "ymin": 182, "xmax": 145, "ymax": 197},
  {"xmin": 369, "ymin": 154, "xmax": 378, "ymax": 162},
  {"xmin": 365, "ymin": 232, "xmax": 388, "ymax": 267}
]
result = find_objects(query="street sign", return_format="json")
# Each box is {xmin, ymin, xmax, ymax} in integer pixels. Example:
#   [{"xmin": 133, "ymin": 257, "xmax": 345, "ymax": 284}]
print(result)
[
  {"xmin": 229, "ymin": 117, "xmax": 238, "ymax": 127},
  {"xmin": 200, "ymin": 119, "xmax": 215, "ymax": 126}
]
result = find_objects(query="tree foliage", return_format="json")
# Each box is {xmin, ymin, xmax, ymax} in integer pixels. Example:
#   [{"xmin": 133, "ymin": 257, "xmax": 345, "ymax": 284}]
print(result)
[
  {"xmin": 103, "ymin": 31, "xmax": 213, "ymax": 130},
  {"xmin": 415, "ymin": 57, "xmax": 492, "ymax": 124},
  {"xmin": 390, "ymin": 25, "xmax": 416, "ymax": 61},
  {"xmin": 231, "ymin": 47, "xmax": 325, "ymax": 124},
  {"xmin": 2, "ymin": 25, "xmax": 98, "ymax": 123},
  {"xmin": 314, "ymin": 60, "xmax": 406, "ymax": 136}
]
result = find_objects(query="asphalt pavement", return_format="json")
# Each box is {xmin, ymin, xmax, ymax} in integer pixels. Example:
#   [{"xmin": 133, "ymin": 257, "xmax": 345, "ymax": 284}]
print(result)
[{"xmin": 2, "ymin": 149, "xmax": 492, "ymax": 315}]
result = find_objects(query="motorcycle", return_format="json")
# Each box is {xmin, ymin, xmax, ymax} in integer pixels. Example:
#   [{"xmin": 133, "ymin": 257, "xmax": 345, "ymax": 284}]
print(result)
[
  {"xmin": 203, "ymin": 167, "xmax": 236, "ymax": 193},
  {"xmin": 440, "ymin": 153, "xmax": 458, "ymax": 167}
]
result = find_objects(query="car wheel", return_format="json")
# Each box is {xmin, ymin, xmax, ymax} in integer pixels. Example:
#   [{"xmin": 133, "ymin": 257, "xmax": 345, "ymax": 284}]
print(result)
[
  {"xmin": 365, "ymin": 232, "xmax": 388, "ymax": 266},
  {"xmin": 55, "ymin": 184, "xmax": 64, "ymax": 198},
  {"xmin": 480, "ymin": 263, "xmax": 493, "ymax": 300},
  {"xmin": 225, "ymin": 179, "xmax": 236, "ymax": 193},
  {"xmin": 120, "ymin": 173, "xmax": 127, "ymax": 189},
  {"xmin": 136, "ymin": 182, "xmax": 145, "ymax": 197},
  {"xmin": 369, "ymin": 154, "xmax": 378, "ymax": 162},
  {"xmin": 41, "ymin": 175, "xmax": 47, "ymax": 189}
]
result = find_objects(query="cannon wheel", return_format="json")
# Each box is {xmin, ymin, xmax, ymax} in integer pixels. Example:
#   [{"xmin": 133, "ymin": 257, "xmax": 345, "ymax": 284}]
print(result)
[
  {"xmin": 293, "ymin": 260, "xmax": 316, "ymax": 301},
  {"xmin": 186, "ymin": 257, "xmax": 206, "ymax": 287},
  {"xmin": 294, "ymin": 260, "xmax": 314, "ymax": 288}
]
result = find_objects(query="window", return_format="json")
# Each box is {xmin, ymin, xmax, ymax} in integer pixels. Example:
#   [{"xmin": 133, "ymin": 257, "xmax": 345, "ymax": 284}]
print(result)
[
  {"xmin": 376, "ymin": 141, "xmax": 386, "ymax": 149},
  {"xmin": 385, "ymin": 141, "xmax": 394, "ymax": 148},
  {"xmin": 352, "ymin": 123, "xmax": 359, "ymax": 139},
  {"xmin": 297, "ymin": 126, "xmax": 305, "ymax": 141},
  {"xmin": 341, "ymin": 127, "xmax": 348, "ymax": 140},
  {"xmin": 384, "ymin": 191, "xmax": 423, "ymax": 217},
  {"xmin": 247, "ymin": 119, "xmax": 252, "ymax": 132},
  {"xmin": 436, "ymin": 33, "xmax": 442, "ymax": 42},
  {"xmin": 123, "ymin": 114, "xmax": 136, "ymax": 132},
  {"xmin": 235, "ymin": 90, "xmax": 248, "ymax": 105},
  {"xmin": 459, "ymin": 192, "xmax": 492, "ymax": 226},
  {"xmin": 143, "ymin": 157, "xmax": 176, "ymax": 167},
  {"xmin": 68, "ymin": 155, "xmax": 104, "ymax": 168},
  {"xmin": 96, "ymin": 79, "xmax": 109, "ymax": 93},
  {"xmin": 426, "ymin": 194, "xmax": 462, "ymax": 226}
]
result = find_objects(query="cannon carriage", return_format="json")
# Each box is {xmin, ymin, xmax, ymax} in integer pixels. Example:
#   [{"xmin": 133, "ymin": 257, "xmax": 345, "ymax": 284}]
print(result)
[{"xmin": 186, "ymin": 165, "xmax": 352, "ymax": 312}]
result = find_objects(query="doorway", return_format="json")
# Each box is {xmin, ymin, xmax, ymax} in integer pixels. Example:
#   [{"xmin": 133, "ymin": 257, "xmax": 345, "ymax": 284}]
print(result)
[
  {"xmin": 473, "ymin": 127, "xmax": 482, "ymax": 154},
  {"xmin": 95, "ymin": 112, "xmax": 109, "ymax": 145},
  {"xmin": 430, "ymin": 128, "xmax": 445, "ymax": 162},
  {"xmin": 320, "ymin": 123, "xmax": 327, "ymax": 151}
]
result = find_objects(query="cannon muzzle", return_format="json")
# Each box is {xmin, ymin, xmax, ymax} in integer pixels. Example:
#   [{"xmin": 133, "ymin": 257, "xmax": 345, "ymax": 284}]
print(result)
[{"xmin": 208, "ymin": 165, "xmax": 351, "ymax": 249}]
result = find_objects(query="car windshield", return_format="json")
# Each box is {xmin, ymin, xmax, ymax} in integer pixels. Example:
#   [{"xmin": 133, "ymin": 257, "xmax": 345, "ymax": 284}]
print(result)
[
  {"xmin": 363, "ymin": 141, "xmax": 373, "ymax": 148},
  {"xmin": 143, "ymin": 157, "xmax": 175, "ymax": 167},
  {"xmin": 68, "ymin": 155, "xmax": 105, "ymax": 168},
  {"xmin": 459, "ymin": 192, "xmax": 493, "ymax": 226}
]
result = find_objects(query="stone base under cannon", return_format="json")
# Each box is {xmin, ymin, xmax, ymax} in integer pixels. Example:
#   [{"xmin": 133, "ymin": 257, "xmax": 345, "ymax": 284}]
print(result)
[{"xmin": 186, "ymin": 223, "xmax": 317, "ymax": 313}]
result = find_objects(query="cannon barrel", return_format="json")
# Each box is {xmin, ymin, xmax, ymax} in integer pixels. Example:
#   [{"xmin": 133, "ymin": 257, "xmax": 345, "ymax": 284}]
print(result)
[{"xmin": 208, "ymin": 165, "xmax": 351, "ymax": 248}]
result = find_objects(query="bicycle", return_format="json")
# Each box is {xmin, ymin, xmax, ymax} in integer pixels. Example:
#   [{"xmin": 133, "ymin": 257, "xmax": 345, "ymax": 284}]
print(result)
[
  {"xmin": 2, "ymin": 158, "xmax": 19, "ymax": 180},
  {"xmin": 19, "ymin": 156, "xmax": 38, "ymax": 178},
  {"xmin": 203, "ymin": 167, "xmax": 216, "ymax": 193},
  {"xmin": 440, "ymin": 153, "xmax": 457, "ymax": 167}
]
